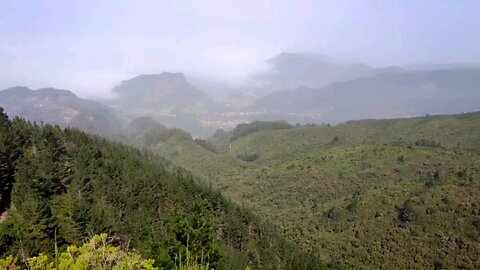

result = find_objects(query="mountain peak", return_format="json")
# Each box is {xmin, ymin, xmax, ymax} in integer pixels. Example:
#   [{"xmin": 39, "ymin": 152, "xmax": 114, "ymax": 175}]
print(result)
[
  {"xmin": 160, "ymin": 71, "xmax": 185, "ymax": 78},
  {"xmin": 257, "ymin": 52, "xmax": 375, "ymax": 88},
  {"xmin": 112, "ymin": 72, "xmax": 212, "ymax": 109},
  {"xmin": 36, "ymin": 87, "xmax": 77, "ymax": 97},
  {"xmin": 0, "ymin": 85, "xmax": 122, "ymax": 136},
  {"xmin": 1, "ymin": 86, "xmax": 32, "ymax": 93},
  {"xmin": 0, "ymin": 87, "xmax": 78, "ymax": 99},
  {"xmin": 8, "ymin": 86, "xmax": 32, "ymax": 91}
]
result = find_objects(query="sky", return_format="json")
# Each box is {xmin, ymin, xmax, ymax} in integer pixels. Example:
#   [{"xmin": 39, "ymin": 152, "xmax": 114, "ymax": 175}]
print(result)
[{"xmin": 0, "ymin": 0, "xmax": 479, "ymax": 99}]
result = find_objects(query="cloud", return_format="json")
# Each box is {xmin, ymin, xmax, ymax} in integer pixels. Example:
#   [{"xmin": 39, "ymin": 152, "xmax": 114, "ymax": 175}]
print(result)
[{"xmin": 0, "ymin": 0, "xmax": 479, "ymax": 99}]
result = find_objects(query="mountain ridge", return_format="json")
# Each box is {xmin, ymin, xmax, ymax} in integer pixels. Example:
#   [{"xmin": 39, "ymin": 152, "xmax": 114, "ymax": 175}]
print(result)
[
  {"xmin": 256, "ymin": 67, "xmax": 480, "ymax": 124},
  {"xmin": 112, "ymin": 71, "xmax": 214, "ymax": 110},
  {"xmin": 0, "ymin": 86, "xmax": 124, "ymax": 137}
]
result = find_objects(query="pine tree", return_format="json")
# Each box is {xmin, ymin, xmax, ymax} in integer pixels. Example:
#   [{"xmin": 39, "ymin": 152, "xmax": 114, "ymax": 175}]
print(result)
[{"xmin": 0, "ymin": 108, "xmax": 14, "ymax": 212}]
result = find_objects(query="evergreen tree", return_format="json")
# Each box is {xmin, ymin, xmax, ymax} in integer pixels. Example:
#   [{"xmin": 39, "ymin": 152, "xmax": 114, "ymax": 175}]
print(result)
[{"xmin": 0, "ymin": 108, "xmax": 14, "ymax": 212}]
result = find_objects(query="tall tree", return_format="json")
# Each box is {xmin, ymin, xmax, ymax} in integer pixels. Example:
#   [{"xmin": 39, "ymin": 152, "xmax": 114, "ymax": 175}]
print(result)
[{"xmin": 0, "ymin": 108, "xmax": 13, "ymax": 212}]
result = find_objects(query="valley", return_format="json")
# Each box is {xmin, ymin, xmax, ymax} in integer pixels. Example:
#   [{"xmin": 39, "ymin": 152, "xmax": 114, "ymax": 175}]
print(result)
[
  {"xmin": 1, "ymin": 54, "xmax": 479, "ymax": 269},
  {"xmin": 2, "ymin": 2, "xmax": 480, "ymax": 269},
  {"xmin": 3, "ymin": 55, "xmax": 480, "ymax": 138},
  {"xmin": 152, "ymin": 113, "xmax": 480, "ymax": 268}
]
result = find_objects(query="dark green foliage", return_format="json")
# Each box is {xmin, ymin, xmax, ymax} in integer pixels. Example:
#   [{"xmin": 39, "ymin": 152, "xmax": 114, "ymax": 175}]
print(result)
[
  {"xmin": 396, "ymin": 200, "xmax": 416, "ymax": 224},
  {"xmin": 128, "ymin": 117, "xmax": 192, "ymax": 147},
  {"xmin": 0, "ymin": 107, "xmax": 14, "ymax": 211},
  {"xmin": 0, "ymin": 108, "xmax": 322, "ymax": 269},
  {"xmin": 415, "ymin": 138, "xmax": 441, "ymax": 147},
  {"xmin": 193, "ymin": 139, "xmax": 217, "ymax": 153},
  {"xmin": 159, "ymin": 201, "xmax": 221, "ymax": 269},
  {"xmin": 231, "ymin": 120, "xmax": 293, "ymax": 141},
  {"xmin": 325, "ymin": 207, "xmax": 341, "ymax": 220},
  {"xmin": 156, "ymin": 111, "xmax": 480, "ymax": 269},
  {"xmin": 473, "ymin": 219, "xmax": 480, "ymax": 229},
  {"xmin": 426, "ymin": 169, "xmax": 443, "ymax": 187},
  {"xmin": 237, "ymin": 152, "xmax": 260, "ymax": 162},
  {"xmin": 129, "ymin": 116, "xmax": 168, "ymax": 132},
  {"xmin": 346, "ymin": 199, "xmax": 358, "ymax": 213},
  {"xmin": 140, "ymin": 127, "xmax": 192, "ymax": 147}
]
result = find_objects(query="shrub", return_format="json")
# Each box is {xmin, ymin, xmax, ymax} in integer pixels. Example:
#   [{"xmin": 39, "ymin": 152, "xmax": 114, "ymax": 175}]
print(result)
[
  {"xmin": 0, "ymin": 234, "xmax": 157, "ymax": 269},
  {"xmin": 0, "ymin": 234, "xmax": 212, "ymax": 270},
  {"xmin": 346, "ymin": 200, "xmax": 358, "ymax": 213},
  {"xmin": 237, "ymin": 153, "xmax": 260, "ymax": 162},
  {"xmin": 325, "ymin": 207, "xmax": 341, "ymax": 220},
  {"xmin": 231, "ymin": 120, "xmax": 293, "ymax": 141},
  {"xmin": 194, "ymin": 139, "xmax": 217, "ymax": 153},
  {"xmin": 426, "ymin": 169, "xmax": 442, "ymax": 187},
  {"xmin": 396, "ymin": 200, "xmax": 416, "ymax": 223},
  {"xmin": 415, "ymin": 139, "xmax": 440, "ymax": 147}
]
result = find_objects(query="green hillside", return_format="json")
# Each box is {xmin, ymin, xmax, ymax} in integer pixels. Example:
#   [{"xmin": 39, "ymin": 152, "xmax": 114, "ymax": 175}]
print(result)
[
  {"xmin": 0, "ymin": 108, "xmax": 322, "ymax": 270},
  {"xmin": 156, "ymin": 112, "xmax": 480, "ymax": 269}
]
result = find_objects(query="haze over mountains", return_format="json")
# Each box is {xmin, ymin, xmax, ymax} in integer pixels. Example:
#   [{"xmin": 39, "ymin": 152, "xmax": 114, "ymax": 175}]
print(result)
[
  {"xmin": 112, "ymin": 72, "xmax": 214, "ymax": 110},
  {"xmin": 257, "ymin": 66, "xmax": 480, "ymax": 123},
  {"xmin": 0, "ymin": 86, "xmax": 123, "ymax": 137},
  {"xmin": 254, "ymin": 52, "xmax": 402, "ymax": 90},
  {"xmin": 0, "ymin": 52, "xmax": 479, "ymax": 138},
  {"xmin": 3, "ymin": 1, "xmax": 480, "ymax": 268}
]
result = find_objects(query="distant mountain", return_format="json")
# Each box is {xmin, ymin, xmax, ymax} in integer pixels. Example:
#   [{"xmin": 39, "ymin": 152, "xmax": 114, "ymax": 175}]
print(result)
[
  {"xmin": 405, "ymin": 62, "xmax": 480, "ymax": 71},
  {"xmin": 0, "ymin": 86, "xmax": 124, "ymax": 137},
  {"xmin": 256, "ymin": 68, "xmax": 480, "ymax": 123},
  {"xmin": 111, "ymin": 72, "xmax": 219, "ymax": 137},
  {"xmin": 253, "ymin": 52, "xmax": 403, "ymax": 90},
  {"xmin": 112, "ymin": 72, "xmax": 214, "ymax": 110}
]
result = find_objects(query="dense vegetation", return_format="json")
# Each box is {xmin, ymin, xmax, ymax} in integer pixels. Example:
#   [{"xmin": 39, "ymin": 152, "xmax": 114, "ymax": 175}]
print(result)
[
  {"xmin": 127, "ymin": 117, "xmax": 193, "ymax": 147},
  {"xmin": 0, "ymin": 233, "xmax": 221, "ymax": 269},
  {"xmin": 0, "ymin": 234, "xmax": 160, "ymax": 269},
  {"xmin": 156, "ymin": 112, "xmax": 480, "ymax": 269},
  {"xmin": 228, "ymin": 120, "xmax": 293, "ymax": 142},
  {"xmin": 0, "ymin": 108, "xmax": 324, "ymax": 269}
]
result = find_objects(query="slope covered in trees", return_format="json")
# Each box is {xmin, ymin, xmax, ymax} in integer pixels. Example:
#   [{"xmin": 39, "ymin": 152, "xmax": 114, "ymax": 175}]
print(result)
[
  {"xmin": 0, "ymin": 107, "xmax": 323, "ymax": 269},
  {"xmin": 155, "ymin": 112, "xmax": 480, "ymax": 269}
]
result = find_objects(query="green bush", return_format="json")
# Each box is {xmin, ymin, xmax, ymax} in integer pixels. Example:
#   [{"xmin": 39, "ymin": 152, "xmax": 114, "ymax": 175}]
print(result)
[
  {"xmin": 237, "ymin": 153, "xmax": 260, "ymax": 162},
  {"xmin": 0, "ymin": 234, "xmax": 213, "ymax": 270},
  {"xmin": 415, "ymin": 138, "xmax": 440, "ymax": 147},
  {"xmin": 396, "ymin": 200, "xmax": 416, "ymax": 223},
  {"xmin": 231, "ymin": 120, "xmax": 293, "ymax": 141},
  {"xmin": 193, "ymin": 139, "xmax": 217, "ymax": 153}
]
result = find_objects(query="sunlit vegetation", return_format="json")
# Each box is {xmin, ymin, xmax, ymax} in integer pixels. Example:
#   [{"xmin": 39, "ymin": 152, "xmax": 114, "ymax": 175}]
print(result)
[
  {"xmin": 155, "ymin": 112, "xmax": 480, "ymax": 269},
  {"xmin": 127, "ymin": 116, "xmax": 193, "ymax": 147},
  {"xmin": 229, "ymin": 120, "xmax": 294, "ymax": 141},
  {"xmin": 0, "ymin": 108, "xmax": 324, "ymax": 269},
  {"xmin": 0, "ymin": 234, "xmax": 214, "ymax": 269}
]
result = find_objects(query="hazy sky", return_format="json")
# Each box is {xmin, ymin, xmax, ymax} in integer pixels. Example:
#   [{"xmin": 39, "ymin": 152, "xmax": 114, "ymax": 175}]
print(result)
[{"xmin": 1, "ymin": 0, "xmax": 479, "ymax": 98}]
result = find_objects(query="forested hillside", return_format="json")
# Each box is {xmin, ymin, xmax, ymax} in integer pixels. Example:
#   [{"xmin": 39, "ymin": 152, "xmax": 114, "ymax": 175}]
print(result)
[
  {"xmin": 0, "ymin": 108, "xmax": 323, "ymax": 270},
  {"xmin": 156, "ymin": 112, "xmax": 480, "ymax": 269}
]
